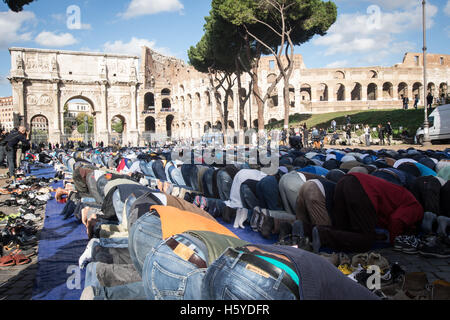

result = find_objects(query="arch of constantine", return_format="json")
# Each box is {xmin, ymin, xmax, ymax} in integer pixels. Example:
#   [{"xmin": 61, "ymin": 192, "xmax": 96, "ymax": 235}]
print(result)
[{"xmin": 8, "ymin": 46, "xmax": 449, "ymax": 145}]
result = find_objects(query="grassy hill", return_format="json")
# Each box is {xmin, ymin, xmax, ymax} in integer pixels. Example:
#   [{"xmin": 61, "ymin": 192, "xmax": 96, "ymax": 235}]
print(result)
[{"xmin": 266, "ymin": 108, "xmax": 430, "ymax": 137}]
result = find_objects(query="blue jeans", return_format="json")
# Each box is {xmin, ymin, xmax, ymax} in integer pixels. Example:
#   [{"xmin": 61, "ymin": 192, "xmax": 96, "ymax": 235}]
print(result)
[
  {"xmin": 142, "ymin": 234, "xmax": 208, "ymax": 300},
  {"xmin": 99, "ymin": 237, "xmax": 128, "ymax": 248},
  {"xmin": 128, "ymin": 213, "xmax": 163, "ymax": 275},
  {"xmin": 85, "ymin": 262, "xmax": 101, "ymax": 289},
  {"xmin": 91, "ymin": 282, "xmax": 147, "ymax": 300},
  {"xmin": 140, "ymin": 160, "xmax": 156, "ymax": 179},
  {"xmin": 202, "ymin": 248, "xmax": 297, "ymax": 300}
]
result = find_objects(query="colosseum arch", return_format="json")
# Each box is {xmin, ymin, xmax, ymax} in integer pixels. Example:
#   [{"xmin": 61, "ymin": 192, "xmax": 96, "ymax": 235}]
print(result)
[
  {"xmin": 367, "ymin": 83, "xmax": 377, "ymax": 100},
  {"xmin": 317, "ymin": 83, "xmax": 329, "ymax": 101},
  {"xmin": 334, "ymin": 71, "xmax": 345, "ymax": 80},
  {"xmin": 300, "ymin": 84, "xmax": 311, "ymax": 102},
  {"xmin": 351, "ymin": 83, "xmax": 362, "ymax": 101},
  {"xmin": 398, "ymin": 82, "xmax": 408, "ymax": 99},
  {"xmin": 383, "ymin": 82, "xmax": 394, "ymax": 99},
  {"xmin": 336, "ymin": 83, "xmax": 345, "ymax": 101},
  {"xmin": 412, "ymin": 82, "xmax": 422, "ymax": 99}
]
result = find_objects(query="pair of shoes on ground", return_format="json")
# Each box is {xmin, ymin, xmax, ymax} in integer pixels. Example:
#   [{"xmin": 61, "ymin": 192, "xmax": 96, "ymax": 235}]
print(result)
[
  {"xmin": 320, "ymin": 252, "xmax": 350, "ymax": 268},
  {"xmin": 276, "ymin": 220, "xmax": 318, "ymax": 252},
  {"xmin": 250, "ymin": 207, "xmax": 275, "ymax": 239},
  {"xmin": 422, "ymin": 212, "xmax": 450, "ymax": 237},
  {"xmin": 386, "ymin": 272, "xmax": 450, "ymax": 300},
  {"xmin": 394, "ymin": 234, "xmax": 450, "ymax": 258},
  {"xmin": 0, "ymin": 246, "xmax": 36, "ymax": 267}
]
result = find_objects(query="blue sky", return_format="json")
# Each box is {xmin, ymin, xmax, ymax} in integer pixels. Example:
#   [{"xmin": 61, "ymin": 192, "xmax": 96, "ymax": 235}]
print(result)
[{"xmin": 0, "ymin": 0, "xmax": 449, "ymax": 97}]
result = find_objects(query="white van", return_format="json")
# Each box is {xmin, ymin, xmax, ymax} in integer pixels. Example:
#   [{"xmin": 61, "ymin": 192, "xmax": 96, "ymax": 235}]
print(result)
[{"xmin": 415, "ymin": 104, "xmax": 450, "ymax": 144}]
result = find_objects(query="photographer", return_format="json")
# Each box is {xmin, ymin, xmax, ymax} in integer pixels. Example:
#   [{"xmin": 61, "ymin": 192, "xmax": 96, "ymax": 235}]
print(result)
[{"xmin": 2, "ymin": 126, "xmax": 30, "ymax": 183}]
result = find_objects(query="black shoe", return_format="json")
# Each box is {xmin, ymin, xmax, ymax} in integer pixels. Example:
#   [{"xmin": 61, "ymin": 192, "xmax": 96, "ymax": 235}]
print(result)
[
  {"xmin": 278, "ymin": 222, "xmax": 293, "ymax": 242},
  {"xmin": 261, "ymin": 216, "xmax": 275, "ymax": 239},
  {"xmin": 222, "ymin": 206, "xmax": 237, "ymax": 223},
  {"xmin": 418, "ymin": 236, "xmax": 450, "ymax": 259}
]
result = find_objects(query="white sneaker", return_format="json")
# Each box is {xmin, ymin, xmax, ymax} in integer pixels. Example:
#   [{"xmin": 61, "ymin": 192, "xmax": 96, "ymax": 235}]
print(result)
[{"xmin": 80, "ymin": 286, "xmax": 95, "ymax": 300}]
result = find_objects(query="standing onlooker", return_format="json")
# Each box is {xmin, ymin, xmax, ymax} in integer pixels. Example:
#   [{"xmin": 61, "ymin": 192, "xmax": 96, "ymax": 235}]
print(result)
[
  {"xmin": 302, "ymin": 124, "xmax": 309, "ymax": 148},
  {"xmin": 385, "ymin": 122, "xmax": 393, "ymax": 146},
  {"xmin": 364, "ymin": 124, "xmax": 371, "ymax": 147},
  {"xmin": 414, "ymin": 95, "xmax": 419, "ymax": 110},
  {"xmin": 402, "ymin": 95, "xmax": 409, "ymax": 110},
  {"xmin": 3, "ymin": 126, "xmax": 30, "ymax": 183},
  {"xmin": 427, "ymin": 92, "xmax": 434, "ymax": 110},
  {"xmin": 346, "ymin": 126, "xmax": 352, "ymax": 145},
  {"xmin": 331, "ymin": 119, "xmax": 337, "ymax": 131},
  {"xmin": 345, "ymin": 115, "xmax": 351, "ymax": 126},
  {"xmin": 378, "ymin": 124, "xmax": 385, "ymax": 146},
  {"xmin": 0, "ymin": 128, "xmax": 7, "ymax": 168}
]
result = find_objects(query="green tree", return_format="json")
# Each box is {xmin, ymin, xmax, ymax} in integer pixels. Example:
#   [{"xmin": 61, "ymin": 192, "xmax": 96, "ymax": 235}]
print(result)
[
  {"xmin": 3, "ymin": 0, "xmax": 35, "ymax": 12},
  {"xmin": 76, "ymin": 113, "xmax": 94, "ymax": 134},
  {"xmin": 112, "ymin": 118, "xmax": 124, "ymax": 134},
  {"xmin": 188, "ymin": 14, "xmax": 239, "ymax": 140},
  {"xmin": 215, "ymin": 0, "xmax": 337, "ymax": 130}
]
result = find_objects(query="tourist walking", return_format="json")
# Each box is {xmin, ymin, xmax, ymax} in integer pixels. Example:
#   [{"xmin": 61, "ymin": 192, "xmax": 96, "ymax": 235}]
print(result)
[
  {"xmin": 364, "ymin": 124, "xmax": 371, "ymax": 147},
  {"xmin": 414, "ymin": 95, "xmax": 419, "ymax": 110},
  {"xmin": 378, "ymin": 124, "xmax": 385, "ymax": 146},
  {"xmin": 385, "ymin": 121, "xmax": 393, "ymax": 146},
  {"xmin": 427, "ymin": 92, "xmax": 434, "ymax": 110}
]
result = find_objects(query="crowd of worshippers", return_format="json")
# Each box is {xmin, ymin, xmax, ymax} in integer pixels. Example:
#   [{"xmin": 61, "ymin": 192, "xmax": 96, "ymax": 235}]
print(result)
[{"xmin": 49, "ymin": 144, "xmax": 450, "ymax": 300}]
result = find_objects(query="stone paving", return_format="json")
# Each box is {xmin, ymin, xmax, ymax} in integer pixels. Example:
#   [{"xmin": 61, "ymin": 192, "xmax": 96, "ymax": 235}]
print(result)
[{"xmin": 0, "ymin": 175, "xmax": 45, "ymax": 301}]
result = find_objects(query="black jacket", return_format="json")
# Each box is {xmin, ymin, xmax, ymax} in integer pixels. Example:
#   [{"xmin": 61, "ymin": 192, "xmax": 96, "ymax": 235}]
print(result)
[{"xmin": 3, "ymin": 130, "xmax": 30, "ymax": 150}]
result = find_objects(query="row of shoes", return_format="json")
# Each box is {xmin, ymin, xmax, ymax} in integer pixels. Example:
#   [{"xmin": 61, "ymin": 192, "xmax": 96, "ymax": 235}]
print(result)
[
  {"xmin": 320, "ymin": 251, "xmax": 391, "ymax": 276},
  {"xmin": 381, "ymin": 271, "xmax": 450, "ymax": 300},
  {"xmin": 394, "ymin": 234, "xmax": 450, "ymax": 258}
]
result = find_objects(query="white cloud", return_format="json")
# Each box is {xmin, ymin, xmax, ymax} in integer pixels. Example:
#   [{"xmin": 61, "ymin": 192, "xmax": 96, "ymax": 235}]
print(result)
[
  {"xmin": 0, "ymin": 10, "xmax": 36, "ymax": 48},
  {"xmin": 313, "ymin": 2, "xmax": 437, "ymax": 58},
  {"xmin": 103, "ymin": 37, "xmax": 174, "ymax": 57},
  {"xmin": 326, "ymin": 60, "xmax": 349, "ymax": 68},
  {"xmin": 335, "ymin": 0, "xmax": 415, "ymax": 11},
  {"xmin": 35, "ymin": 31, "xmax": 78, "ymax": 47},
  {"xmin": 445, "ymin": 1, "xmax": 450, "ymax": 16},
  {"xmin": 122, "ymin": 0, "xmax": 184, "ymax": 19}
]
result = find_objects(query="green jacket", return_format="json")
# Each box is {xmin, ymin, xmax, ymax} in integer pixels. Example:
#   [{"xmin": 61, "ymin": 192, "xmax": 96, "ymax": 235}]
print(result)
[{"xmin": 185, "ymin": 230, "xmax": 249, "ymax": 265}]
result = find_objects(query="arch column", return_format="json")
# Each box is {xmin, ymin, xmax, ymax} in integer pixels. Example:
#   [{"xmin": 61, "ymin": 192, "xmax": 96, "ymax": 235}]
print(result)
[
  {"xmin": 361, "ymin": 84, "xmax": 368, "ymax": 102},
  {"xmin": 377, "ymin": 84, "xmax": 383, "ymax": 101},
  {"xmin": 50, "ymin": 82, "xmax": 61, "ymax": 143},
  {"xmin": 345, "ymin": 83, "xmax": 351, "ymax": 102},
  {"xmin": 310, "ymin": 85, "xmax": 318, "ymax": 103},
  {"xmin": 127, "ymin": 83, "xmax": 139, "ymax": 145},
  {"xmin": 97, "ymin": 83, "xmax": 109, "ymax": 144},
  {"xmin": 328, "ymin": 85, "xmax": 335, "ymax": 102}
]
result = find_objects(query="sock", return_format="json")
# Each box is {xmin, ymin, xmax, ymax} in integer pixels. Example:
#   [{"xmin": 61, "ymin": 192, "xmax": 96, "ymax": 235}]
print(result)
[
  {"xmin": 79, "ymin": 238, "xmax": 100, "ymax": 269},
  {"xmin": 233, "ymin": 209, "xmax": 249, "ymax": 229}
]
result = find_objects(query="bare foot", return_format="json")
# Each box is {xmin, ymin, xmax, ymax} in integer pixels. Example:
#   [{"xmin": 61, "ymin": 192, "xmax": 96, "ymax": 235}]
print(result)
[
  {"xmin": 157, "ymin": 180, "xmax": 164, "ymax": 191},
  {"xmin": 81, "ymin": 207, "xmax": 90, "ymax": 226}
]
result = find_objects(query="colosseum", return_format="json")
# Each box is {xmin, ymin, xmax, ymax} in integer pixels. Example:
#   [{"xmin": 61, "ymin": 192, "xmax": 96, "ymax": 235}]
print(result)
[{"xmin": 8, "ymin": 46, "xmax": 450, "ymax": 145}]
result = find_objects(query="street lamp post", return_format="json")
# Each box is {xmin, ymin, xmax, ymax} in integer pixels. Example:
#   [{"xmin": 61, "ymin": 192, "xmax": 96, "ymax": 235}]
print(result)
[
  {"xmin": 422, "ymin": 0, "xmax": 431, "ymax": 146},
  {"xmin": 84, "ymin": 115, "xmax": 89, "ymax": 144}
]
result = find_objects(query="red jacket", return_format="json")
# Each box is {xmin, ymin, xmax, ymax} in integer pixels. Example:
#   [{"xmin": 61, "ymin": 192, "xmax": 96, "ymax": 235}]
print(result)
[{"xmin": 349, "ymin": 173, "xmax": 424, "ymax": 242}]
